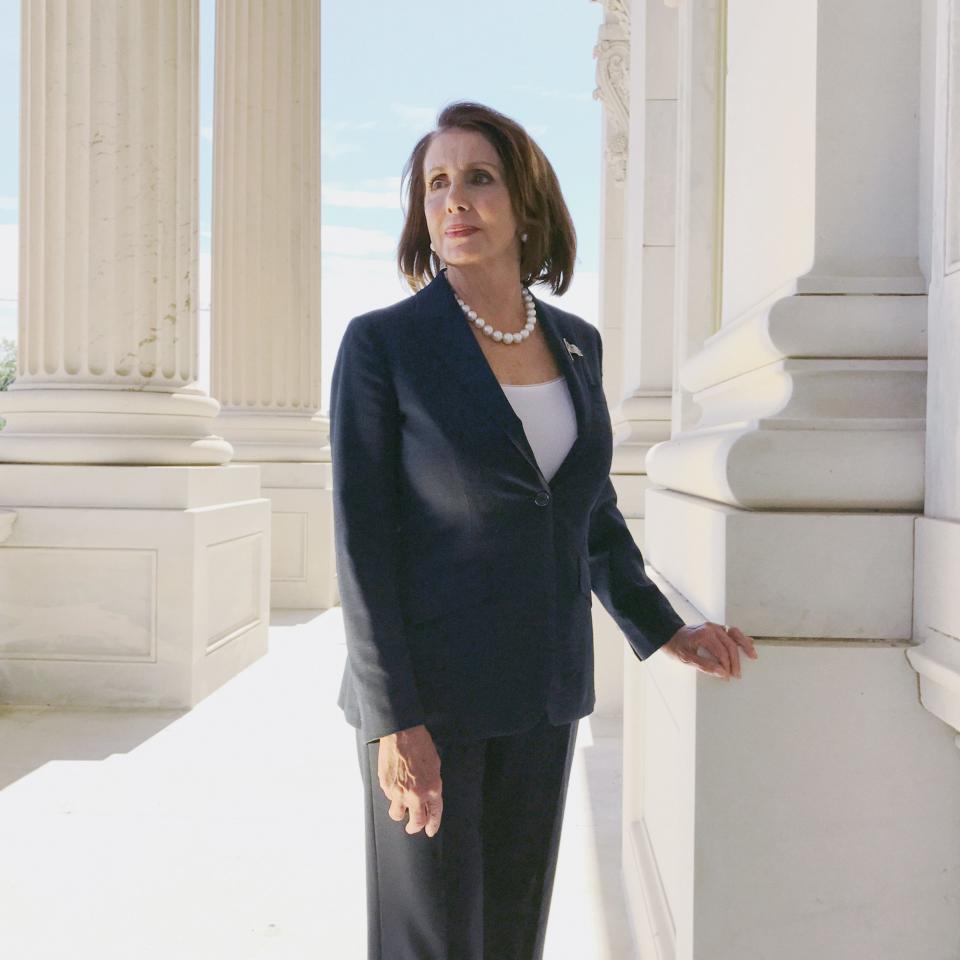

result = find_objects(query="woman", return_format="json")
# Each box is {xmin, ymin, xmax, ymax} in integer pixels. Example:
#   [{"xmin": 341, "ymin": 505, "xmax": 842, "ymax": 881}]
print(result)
[{"xmin": 330, "ymin": 101, "xmax": 757, "ymax": 959}]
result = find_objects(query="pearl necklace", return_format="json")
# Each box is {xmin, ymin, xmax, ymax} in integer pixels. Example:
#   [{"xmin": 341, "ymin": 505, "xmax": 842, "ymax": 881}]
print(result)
[{"xmin": 454, "ymin": 285, "xmax": 537, "ymax": 345}]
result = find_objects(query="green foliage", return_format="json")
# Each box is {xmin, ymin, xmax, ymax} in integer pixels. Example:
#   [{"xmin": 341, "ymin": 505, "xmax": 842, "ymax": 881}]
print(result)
[
  {"xmin": 0, "ymin": 338, "xmax": 15, "ymax": 430},
  {"xmin": 0, "ymin": 338, "xmax": 14, "ymax": 391}
]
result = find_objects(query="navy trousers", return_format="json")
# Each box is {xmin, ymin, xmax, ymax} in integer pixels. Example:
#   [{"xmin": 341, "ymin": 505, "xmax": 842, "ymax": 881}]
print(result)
[{"xmin": 355, "ymin": 712, "xmax": 579, "ymax": 960}]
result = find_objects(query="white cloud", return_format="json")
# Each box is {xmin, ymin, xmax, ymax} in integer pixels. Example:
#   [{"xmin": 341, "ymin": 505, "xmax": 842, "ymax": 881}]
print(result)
[
  {"xmin": 359, "ymin": 177, "xmax": 402, "ymax": 191},
  {"xmin": 323, "ymin": 120, "xmax": 376, "ymax": 133},
  {"xmin": 198, "ymin": 248, "xmax": 211, "ymax": 311},
  {"xmin": 512, "ymin": 84, "xmax": 594, "ymax": 104},
  {"xmin": 392, "ymin": 103, "xmax": 437, "ymax": 131},
  {"xmin": 320, "ymin": 255, "xmax": 413, "ymax": 409},
  {"xmin": 321, "ymin": 183, "xmax": 403, "ymax": 210},
  {"xmin": 321, "ymin": 139, "xmax": 360, "ymax": 159},
  {"xmin": 536, "ymin": 270, "xmax": 599, "ymax": 330},
  {"xmin": 321, "ymin": 224, "xmax": 397, "ymax": 258},
  {"xmin": 320, "ymin": 119, "xmax": 377, "ymax": 158},
  {"xmin": 200, "ymin": 125, "xmax": 213, "ymax": 142},
  {"xmin": 0, "ymin": 224, "xmax": 17, "ymax": 300},
  {"xmin": 0, "ymin": 197, "xmax": 17, "ymax": 212}
]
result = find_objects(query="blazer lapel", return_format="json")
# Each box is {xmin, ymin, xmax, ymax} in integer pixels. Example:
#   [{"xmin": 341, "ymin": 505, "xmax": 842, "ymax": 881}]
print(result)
[{"xmin": 413, "ymin": 270, "xmax": 593, "ymax": 489}]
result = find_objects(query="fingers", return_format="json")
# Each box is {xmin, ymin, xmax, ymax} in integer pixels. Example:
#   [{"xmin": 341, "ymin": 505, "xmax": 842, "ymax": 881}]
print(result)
[
  {"xmin": 714, "ymin": 624, "xmax": 740, "ymax": 679},
  {"xmin": 729, "ymin": 625, "xmax": 759, "ymax": 659},
  {"xmin": 694, "ymin": 644, "xmax": 731, "ymax": 678},
  {"xmin": 405, "ymin": 792, "xmax": 444, "ymax": 837},
  {"xmin": 388, "ymin": 789, "xmax": 443, "ymax": 836},
  {"xmin": 696, "ymin": 623, "xmax": 759, "ymax": 680},
  {"xmin": 425, "ymin": 796, "xmax": 443, "ymax": 838},
  {"xmin": 699, "ymin": 627, "xmax": 732, "ymax": 677}
]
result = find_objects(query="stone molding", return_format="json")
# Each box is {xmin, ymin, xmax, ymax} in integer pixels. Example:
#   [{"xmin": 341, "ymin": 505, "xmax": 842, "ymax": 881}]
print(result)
[
  {"xmin": 610, "ymin": 393, "xmax": 672, "ymax": 474},
  {"xmin": 646, "ymin": 292, "xmax": 927, "ymax": 509},
  {"xmin": 214, "ymin": 410, "xmax": 329, "ymax": 463},
  {"xmin": 680, "ymin": 293, "xmax": 927, "ymax": 393},
  {"xmin": 907, "ymin": 517, "xmax": 960, "ymax": 743}
]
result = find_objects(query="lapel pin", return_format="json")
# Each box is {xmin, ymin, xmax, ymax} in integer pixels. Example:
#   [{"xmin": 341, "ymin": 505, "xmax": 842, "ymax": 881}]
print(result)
[{"xmin": 563, "ymin": 337, "xmax": 584, "ymax": 359}]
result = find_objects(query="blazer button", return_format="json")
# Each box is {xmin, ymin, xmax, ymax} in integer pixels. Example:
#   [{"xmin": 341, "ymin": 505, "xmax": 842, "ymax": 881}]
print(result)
[{"xmin": 534, "ymin": 491, "xmax": 551, "ymax": 507}]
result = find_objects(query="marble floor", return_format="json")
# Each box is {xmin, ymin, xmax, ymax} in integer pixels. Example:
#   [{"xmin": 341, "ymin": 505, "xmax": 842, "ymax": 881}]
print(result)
[{"xmin": 0, "ymin": 608, "xmax": 638, "ymax": 960}]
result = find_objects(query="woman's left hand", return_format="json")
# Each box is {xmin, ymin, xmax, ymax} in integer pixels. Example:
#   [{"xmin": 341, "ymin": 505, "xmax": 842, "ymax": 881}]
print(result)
[{"xmin": 660, "ymin": 622, "xmax": 758, "ymax": 680}]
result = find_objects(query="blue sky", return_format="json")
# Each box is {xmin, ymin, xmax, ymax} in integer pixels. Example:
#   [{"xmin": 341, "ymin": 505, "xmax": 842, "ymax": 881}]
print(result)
[{"xmin": 1, "ymin": 1, "xmax": 605, "ymax": 403}]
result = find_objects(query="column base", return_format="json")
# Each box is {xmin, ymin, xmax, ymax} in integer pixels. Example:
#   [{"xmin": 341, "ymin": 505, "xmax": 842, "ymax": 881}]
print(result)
[
  {"xmin": 0, "ymin": 464, "xmax": 270, "ymax": 707},
  {"xmin": 0, "ymin": 387, "xmax": 232, "ymax": 465},
  {"xmin": 249, "ymin": 461, "xmax": 337, "ymax": 610},
  {"xmin": 622, "ymin": 616, "xmax": 960, "ymax": 960},
  {"xmin": 215, "ymin": 410, "xmax": 327, "ymax": 462},
  {"xmin": 644, "ymin": 487, "xmax": 916, "ymax": 639},
  {"xmin": 907, "ymin": 516, "xmax": 960, "ymax": 736}
]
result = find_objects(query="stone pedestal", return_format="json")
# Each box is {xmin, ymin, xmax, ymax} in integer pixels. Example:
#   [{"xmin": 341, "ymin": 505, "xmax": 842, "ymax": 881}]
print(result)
[
  {"xmin": 211, "ymin": 0, "xmax": 328, "ymax": 609},
  {"xmin": 0, "ymin": 465, "xmax": 269, "ymax": 707},
  {"xmin": 260, "ymin": 462, "xmax": 338, "ymax": 610},
  {"xmin": 623, "ymin": 574, "xmax": 960, "ymax": 960}
]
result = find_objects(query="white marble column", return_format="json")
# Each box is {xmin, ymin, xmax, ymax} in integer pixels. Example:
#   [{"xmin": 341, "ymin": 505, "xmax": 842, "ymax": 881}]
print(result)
[
  {"xmin": 0, "ymin": 0, "xmax": 269, "ymax": 709},
  {"xmin": 590, "ymin": 0, "xmax": 684, "ymax": 718},
  {"xmin": 590, "ymin": 1, "xmax": 635, "ymax": 718},
  {"xmin": 212, "ymin": 0, "xmax": 329, "ymax": 608},
  {"xmin": 0, "ymin": 0, "xmax": 231, "ymax": 465},
  {"xmin": 618, "ymin": 1, "xmax": 960, "ymax": 958},
  {"xmin": 905, "ymin": 0, "xmax": 960, "ymax": 745}
]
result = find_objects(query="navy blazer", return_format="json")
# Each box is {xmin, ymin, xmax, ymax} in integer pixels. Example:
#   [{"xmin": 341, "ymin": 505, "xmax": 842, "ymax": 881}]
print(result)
[{"xmin": 331, "ymin": 269, "xmax": 685, "ymax": 744}]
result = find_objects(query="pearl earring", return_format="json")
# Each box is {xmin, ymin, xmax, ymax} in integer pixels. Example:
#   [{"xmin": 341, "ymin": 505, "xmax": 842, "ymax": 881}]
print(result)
[
  {"xmin": 520, "ymin": 232, "xmax": 528, "ymax": 243},
  {"xmin": 430, "ymin": 242, "xmax": 436, "ymax": 252}
]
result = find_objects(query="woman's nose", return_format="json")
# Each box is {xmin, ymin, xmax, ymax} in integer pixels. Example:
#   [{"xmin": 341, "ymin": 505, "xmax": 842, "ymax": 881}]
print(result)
[{"xmin": 446, "ymin": 183, "xmax": 469, "ymax": 212}]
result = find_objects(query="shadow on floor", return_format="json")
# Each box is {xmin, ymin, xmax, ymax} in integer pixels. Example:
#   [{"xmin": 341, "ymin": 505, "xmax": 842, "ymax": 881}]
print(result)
[{"xmin": 0, "ymin": 706, "xmax": 187, "ymax": 791}]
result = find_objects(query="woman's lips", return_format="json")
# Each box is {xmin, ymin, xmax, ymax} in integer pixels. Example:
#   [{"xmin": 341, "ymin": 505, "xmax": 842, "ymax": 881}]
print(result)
[{"xmin": 445, "ymin": 227, "xmax": 479, "ymax": 237}]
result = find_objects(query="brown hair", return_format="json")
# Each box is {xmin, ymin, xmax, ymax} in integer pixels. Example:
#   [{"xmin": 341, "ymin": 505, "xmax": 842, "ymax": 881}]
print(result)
[{"xmin": 396, "ymin": 101, "xmax": 577, "ymax": 295}]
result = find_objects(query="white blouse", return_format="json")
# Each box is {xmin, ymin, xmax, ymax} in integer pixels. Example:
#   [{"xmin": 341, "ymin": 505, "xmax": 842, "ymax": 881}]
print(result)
[{"xmin": 499, "ymin": 375, "xmax": 578, "ymax": 482}]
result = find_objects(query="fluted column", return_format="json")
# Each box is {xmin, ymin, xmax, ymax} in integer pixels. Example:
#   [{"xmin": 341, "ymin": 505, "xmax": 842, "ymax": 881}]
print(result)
[
  {"xmin": 0, "ymin": 0, "xmax": 231, "ymax": 465},
  {"xmin": 592, "ymin": 0, "xmax": 677, "ymax": 488},
  {"xmin": 212, "ymin": 0, "xmax": 329, "ymax": 609},
  {"xmin": 212, "ymin": 0, "xmax": 322, "ymax": 460}
]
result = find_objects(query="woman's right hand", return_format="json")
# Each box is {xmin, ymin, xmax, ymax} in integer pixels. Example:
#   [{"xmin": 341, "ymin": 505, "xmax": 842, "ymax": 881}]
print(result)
[{"xmin": 377, "ymin": 723, "xmax": 444, "ymax": 838}]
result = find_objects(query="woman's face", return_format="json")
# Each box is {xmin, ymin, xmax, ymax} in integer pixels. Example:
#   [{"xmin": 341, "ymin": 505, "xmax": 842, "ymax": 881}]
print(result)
[{"xmin": 422, "ymin": 128, "xmax": 522, "ymax": 272}]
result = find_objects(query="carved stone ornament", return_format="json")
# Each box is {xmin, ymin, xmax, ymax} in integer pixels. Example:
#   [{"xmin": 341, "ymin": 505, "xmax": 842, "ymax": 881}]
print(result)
[
  {"xmin": 593, "ymin": 24, "xmax": 630, "ymax": 185},
  {"xmin": 591, "ymin": 0, "xmax": 631, "ymax": 38}
]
